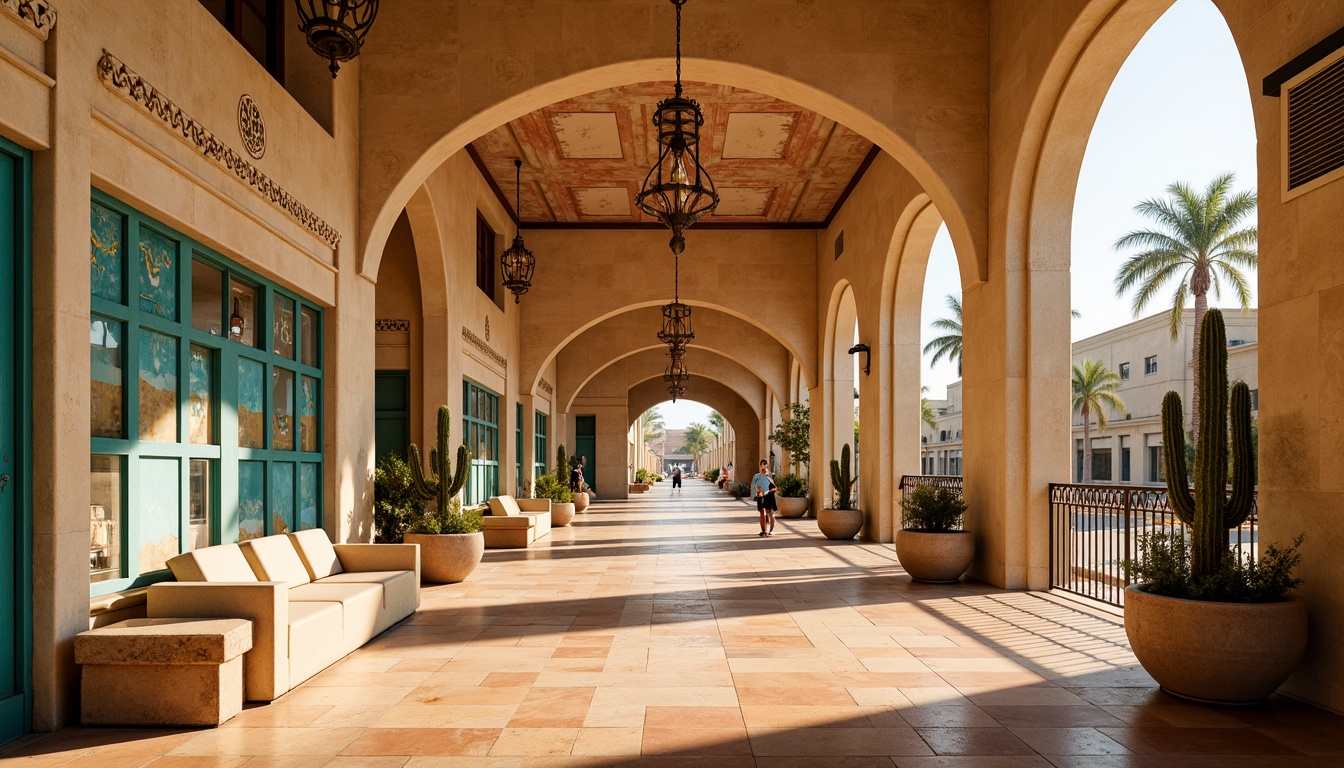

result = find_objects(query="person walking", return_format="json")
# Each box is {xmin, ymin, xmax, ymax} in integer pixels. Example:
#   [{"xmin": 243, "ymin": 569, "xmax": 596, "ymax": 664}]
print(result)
[
  {"xmin": 671, "ymin": 466, "xmax": 682, "ymax": 492},
  {"xmin": 750, "ymin": 459, "xmax": 777, "ymax": 537}
]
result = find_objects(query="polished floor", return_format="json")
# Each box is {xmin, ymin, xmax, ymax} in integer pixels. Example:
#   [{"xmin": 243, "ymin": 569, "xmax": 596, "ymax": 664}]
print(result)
[{"xmin": 6, "ymin": 481, "xmax": 1344, "ymax": 767}]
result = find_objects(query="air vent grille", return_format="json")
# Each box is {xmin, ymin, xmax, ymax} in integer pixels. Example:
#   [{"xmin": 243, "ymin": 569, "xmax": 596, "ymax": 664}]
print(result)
[{"xmin": 1286, "ymin": 51, "xmax": 1344, "ymax": 193}]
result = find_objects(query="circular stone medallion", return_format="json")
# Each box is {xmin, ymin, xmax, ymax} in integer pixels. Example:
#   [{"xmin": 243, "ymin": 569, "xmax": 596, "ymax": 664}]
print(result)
[{"xmin": 238, "ymin": 95, "xmax": 266, "ymax": 159}]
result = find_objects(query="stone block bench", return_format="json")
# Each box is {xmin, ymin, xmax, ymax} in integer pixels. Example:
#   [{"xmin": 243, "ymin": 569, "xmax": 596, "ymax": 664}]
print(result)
[{"xmin": 75, "ymin": 617, "xmax": 252, "ymax": 726}]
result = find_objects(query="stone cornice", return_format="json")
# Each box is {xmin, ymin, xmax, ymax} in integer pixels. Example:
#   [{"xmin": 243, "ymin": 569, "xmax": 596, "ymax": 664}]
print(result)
[
  {"xmin": 1, "ymin": 0, "xmax": 56, "ymax": 40},
  {"xmin": 462, "ymin": 327, "xmax": 507, "ymax": 371},
  {"xmin": 375, "ymin": 319, "xmax": 411, "ymax": 333},
  {"xmin": 538, "ymin": 379, "xmax": 554, "ymax": 396},
  {"xmin": 96, "ymin": 50, "xmax": 341, "ymax": 249}
]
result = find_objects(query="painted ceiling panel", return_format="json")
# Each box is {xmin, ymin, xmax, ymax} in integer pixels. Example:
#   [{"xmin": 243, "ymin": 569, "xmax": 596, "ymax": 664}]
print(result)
[{"xmin": 470, "ymin": 82, "xmax": 874, "ymax": 225}]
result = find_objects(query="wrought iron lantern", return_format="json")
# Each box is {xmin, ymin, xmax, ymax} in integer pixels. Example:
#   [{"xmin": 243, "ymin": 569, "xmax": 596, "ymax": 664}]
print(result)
[
  {"xmin": 657, "ymin": 255, "xmax": 693, "ymax": 352},
  {"xmin": 663, "ymin": 353, "xmax": 690, "ymax": 386},
  {"xmin": 295, "ymin": 0, "xmax": 379, "ymax": 78},
  {"xmin": 666, "ymin": 381, "xmax": 688, "ymax": 402},
  {"xmin": 500, "ymin": 159, "xmax": 535, "ymax": 303},
  {"xmin": 635, "ymin": 0, "xmax": 719, "ymax": 256}
]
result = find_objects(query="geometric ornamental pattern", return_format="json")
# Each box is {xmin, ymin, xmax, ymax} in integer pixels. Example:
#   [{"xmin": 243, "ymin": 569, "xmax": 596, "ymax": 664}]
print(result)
[
  {"xmin": 462, "ymin": 326, "xmax": 507, "ymax": 371},
  {"xmin": 96, "ymin": 51, "xmax": 341, "ymax": 249},
  {"xmin": 237, "ymin": 94, "xmax": 266, "ymax": 159}
]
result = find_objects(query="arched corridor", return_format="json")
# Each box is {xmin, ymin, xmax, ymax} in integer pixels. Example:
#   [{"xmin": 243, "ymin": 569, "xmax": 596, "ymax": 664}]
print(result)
[{"xmin": 10, "ymin": 483, "xmax": 1339, "ymax": 762}]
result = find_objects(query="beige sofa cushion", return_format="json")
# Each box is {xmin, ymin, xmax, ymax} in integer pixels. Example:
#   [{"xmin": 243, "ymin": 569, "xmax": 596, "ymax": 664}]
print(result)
[
  {"xmin": 319, "ymin": 571, "xmax": 417, "ymax": 635},
  {"xmin": 487, "ymin": 496, "xmax": 522, "ymax": 516},
  {"xmin": 288, "ymin": 529, "xmax": 345, "ymax": 579},
  {"xmin": 288, "ymin": 601, "xmax": 344, "ymax": 686},
  {"xmin": 165, "ymin": 544, "xmax": 258, "ymax": 583},
  {"xmin": 480, "ymin": 515, "xmax": 534, "ymax": 530},
  {"xmin": 240, "ymin": 536, "xmax": 313, "ymax": 589},
  {"xmin": 290, "ymin": 582, "xmax": 383, "ymax": 654}
]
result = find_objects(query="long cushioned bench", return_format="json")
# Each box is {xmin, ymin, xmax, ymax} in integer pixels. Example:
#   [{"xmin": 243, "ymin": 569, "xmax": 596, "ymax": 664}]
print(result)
[
  {"xmin": 483, "ymin": 496, "xmax": 552, "ymax": 548},
  {"xmin": 145, "ymin": 528, "xmax": 419, "ymax": 702}
]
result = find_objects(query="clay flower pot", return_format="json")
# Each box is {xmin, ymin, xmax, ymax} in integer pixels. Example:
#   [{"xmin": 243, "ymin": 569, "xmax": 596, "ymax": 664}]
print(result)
[
  {"xmin": 816, "ymin": 508, "xmax": 863, "ymax": 540},
  {"xmin": 895, "ymin": 530, "xmax": 974, "ymax": 583},
  {"xmin": 404, "ymin": 532, "xmax": 484, "ymax": 583},
  {"xmin": 776, "ymin": 496, "xmax": 810, "ymax": 519},
  {"xmin": 551, "ymin": 502, "xmax": 576, "ymax": 526},
  {"xmin": 1124, "ymin": 584, "xmax": 1308, "ymax": 704},
  {"xmin": 572, "ymin": 492, "xmax": 589, "ymax": 513}
]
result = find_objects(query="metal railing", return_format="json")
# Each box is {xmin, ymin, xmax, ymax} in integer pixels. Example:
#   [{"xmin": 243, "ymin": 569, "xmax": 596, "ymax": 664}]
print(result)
[
  {"xmin": 898, "ymin": 474, "xmax": 963, "ymax": 501},
  {"xmin": 1048, "ymin": 483, "xmax": 1258, "ymax": 607}
]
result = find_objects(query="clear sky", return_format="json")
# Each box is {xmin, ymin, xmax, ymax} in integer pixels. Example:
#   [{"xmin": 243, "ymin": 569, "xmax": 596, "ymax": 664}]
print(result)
[
  {"xmin": 653, "ymin": 399, "xmax": 713, "ymax": 430},
  {"xmin": 920, "ymin": 0, "xmax": 1257, "ymax": 399}
]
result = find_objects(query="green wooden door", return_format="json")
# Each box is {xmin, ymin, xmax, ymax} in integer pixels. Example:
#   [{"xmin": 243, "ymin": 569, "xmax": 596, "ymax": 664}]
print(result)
[
  {"xmin": 575, "ymin": 416, "xmax": 596, "ymax": 491},
  {"xmin": 0, "ymin": 138, "xmax": 31, "ymax": 743},
  {"xmin": 374, "ymin": 371, "xmax": 411, "ymax": 462}
]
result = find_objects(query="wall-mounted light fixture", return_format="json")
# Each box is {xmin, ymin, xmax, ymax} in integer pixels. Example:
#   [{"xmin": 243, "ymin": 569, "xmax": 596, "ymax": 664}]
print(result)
[{"xmin": 848, "ymin": 343, "xmax": 871, "ymax": 376}]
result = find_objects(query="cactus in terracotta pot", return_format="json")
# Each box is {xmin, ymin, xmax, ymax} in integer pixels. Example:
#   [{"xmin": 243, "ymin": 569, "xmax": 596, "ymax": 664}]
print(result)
[
  {"xmin": 829, "ymin": 443, "xmax": 858, "ymax": 510},
  {"xmin": 1160, "ymin": 308, "xmax": 1255, "ymax": 581},
  {"xmin": 407, "ymin": 405, "xmax": 470, "ymax": 514}
]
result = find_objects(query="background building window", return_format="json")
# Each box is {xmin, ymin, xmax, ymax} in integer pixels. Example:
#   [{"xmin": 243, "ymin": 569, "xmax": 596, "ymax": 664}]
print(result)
[
  {"xmin": 1148, "ymin": 445, "xmax": 1165, "ymax": 483},
  {"xmin": 89, "ymin": 192, "xmax": 322, "ymax": 595},
  {"xmin": 1145, "ymin": 355, "xmax": 1158, "ymax": 375},
  {"xmin": 1119, "ymin": 362, "xmax": 1130, "ymax": 380},
  {"xmin": 1121, "ymin": 438, "xmax": 1131, "ymax": 483},
  {"xmin": 475, "ymin": 213, "xmax": 496, "ymax": 301},
  {"xmin": 1092, "ymin": 448, "xmax": 1112, "ymax": 482},
  {"xmin": 1250, "ymin": 389, "xmax": 1259, "ymax": 410},
  {"xmin": 463, "ymin": 380, "xmax": 500, "ymax": 505},
  {"xmin": 196, "ymin": 0, "xmax": 285, "ymax": 80}
]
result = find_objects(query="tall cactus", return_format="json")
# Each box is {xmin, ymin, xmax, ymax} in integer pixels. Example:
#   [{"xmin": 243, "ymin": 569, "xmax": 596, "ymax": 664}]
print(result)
[
  {"xmin": 830, "ymin": 443, "xmax": 858, "ymax": 510},
  {"xmin": 407, "ymin": 405, "xmax": 470, "ymax": 514},
  {"xmin": 556, "ymin": 444, "xmax": 570, "ymax": 485},
  {"xmin": 1161, "ymin": 309, "xmax": 1255, "ymax": 580}
]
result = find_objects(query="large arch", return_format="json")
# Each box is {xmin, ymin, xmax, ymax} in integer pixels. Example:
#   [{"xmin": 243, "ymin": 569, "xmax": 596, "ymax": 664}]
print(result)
[
  {"xmin": 577, "ymin": 348, "xmax": 768, "ymax": 421},
  {"xmin": 358, "ymin": 4, "xmax": 991, "ymax": 285},
  {"xmin": 627, "ymin": 377, "xmax": 762, "ymax": 492},
  {"xmin": 819, "ymin": 281, "xmax": 860, "ymax": 529}
]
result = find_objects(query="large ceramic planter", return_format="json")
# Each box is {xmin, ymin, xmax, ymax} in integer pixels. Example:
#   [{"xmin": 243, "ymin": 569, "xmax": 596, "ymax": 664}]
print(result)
[
  {"xmin": 404, "ymin": 532, "xmax": 484, "ymax": 583},
  {"xmin": 816, "ymin": 508, "xmax": 863, "ymax": 540},
  {"xmin": 572, "ymin": 493, "xmax": 589, "ymax": 513},
  {"xmin": 1124, "ymin": 584, "xmax": 1308, "ymax": 704},
  {"xmin": 776, "ymin": 496, "xmax": 810, "ymax": 519},
  {"xmin": 895, "ymin": 530, "xmax": 974, "ymax": 583},
  {"xmin": 551, "ymin": 502, "xmax": 576, "ymax": 526}
]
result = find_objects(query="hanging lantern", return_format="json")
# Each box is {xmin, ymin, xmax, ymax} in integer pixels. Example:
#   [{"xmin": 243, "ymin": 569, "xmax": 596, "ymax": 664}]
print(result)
[
  {"xmin": 663, "ymin": 353, "xmax": 690, "ymax": 386},
  {"xmin": 657, "ymin": 300, "xmax": 694, "ymax": 352},
  {"xmin": 500, "ymin": 159, "xmax": 535, "ymax": 303},
  {"xmin": 635, "ymin": 0, "xmax": 718, "ymax": 256},
  {"xmin": 295, "ymin": 0, "xmax": 380, "ymax": 78}
]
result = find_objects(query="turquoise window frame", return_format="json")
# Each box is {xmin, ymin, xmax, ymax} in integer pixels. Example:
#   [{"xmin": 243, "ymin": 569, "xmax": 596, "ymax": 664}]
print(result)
[
  {"xmin": 89, "ymin": 190, "xmax": 323, "ymax": 597},
  {"xmin": 461, "ymin": 379, "xmax": 499, "ymax": 506},
  {"xmin": 534, "ymin": 411, "xmax": 547, "ymax": 478},
  {"xmin": 515, "ymin": 402, "xmax": 522, "ymax": 495}
]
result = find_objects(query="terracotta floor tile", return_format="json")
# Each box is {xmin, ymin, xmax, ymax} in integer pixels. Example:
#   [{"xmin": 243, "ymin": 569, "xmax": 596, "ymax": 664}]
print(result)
[
  {"xmin": 644, "ymin": 707, "xmax": 745, "ymax": 730},
  {"xmin": 1008, "ymin": 727, "xmax": 1133, "ymax": 756},
  {"xmin": 487, "ymin": 727, "xmax": 579, "ymax": 756},
  {"xmin": 915, "ymin": 727, "xmax": 1037, "ymax": 757},
  {"xmin": 569, "ymin": 726, "xmax": 644, "ymax": 756},
  {"xmin": 642, "ymin": 727, "xmax": 754, "ymax": 756},
  {"xmin": 1096, "ymin": 726, "xmax": 1306, "ymax": 756},
  {"xmin": 747, "ymin": 726, "xmax": 933, "ymax": 757},
  {"xmin": 735, "ymin": 687, "xmax": 858, "ymax": 706},
  {"xmin": 340, "ymin": 728, "xmax": 501, "ymax": 757},
  {"xmin": 170, "ymin": 727, "xmax": 364, "ymax": 756},
  {"xmin": 481, "ymin": 672, "xmax": 539, "ymax": 688},
  {"xmin": 982, "ymin": 705, "xmax": 1129, "ymax": 729}
]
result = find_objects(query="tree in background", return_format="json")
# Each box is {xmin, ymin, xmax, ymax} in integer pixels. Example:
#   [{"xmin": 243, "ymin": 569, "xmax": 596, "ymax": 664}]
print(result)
[
  {"xmin": 1072, "ymin": 359, "xmax": 1128, "ymax": 483},
  {"xmin": 641, "ymin": 407, "xmax": 665, "ymax": 444},
  {"xmin": 769, "ymin": 402, "xmax": 811, "ymax": 471},
  {"xmin": 920, "ymin": 386, "xmax": 938, "ymax": 431},
  {"xmin": 1113, "ymin": 173, "xmax": 1257, "ymax": 439},
  {"xmin": 708, "ymin": 410, "xmax": 725, "ymax": 438},
  {"xmin": 675, "ymin": 422, "xmax": 713, "ymax": 462},
  {"xmin": 923, "ymin": 294, "xmax": 963, "ymax": 377}
]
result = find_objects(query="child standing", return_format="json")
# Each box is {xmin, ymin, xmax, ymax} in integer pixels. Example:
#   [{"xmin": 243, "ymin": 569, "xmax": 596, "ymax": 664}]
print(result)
[{"xmin": 750, "ymin": 459, "xmax": 777, "ymax": 536}]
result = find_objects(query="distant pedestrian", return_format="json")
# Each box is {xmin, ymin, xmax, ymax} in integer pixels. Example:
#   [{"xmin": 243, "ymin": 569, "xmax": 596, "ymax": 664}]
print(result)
[
  {"xmin": 672, "ymin": 466, "xmax": 682, "ymax": 491},
  {"xmin": 751, "ymin": 459, "xmax": 777, "ymax": 536}
]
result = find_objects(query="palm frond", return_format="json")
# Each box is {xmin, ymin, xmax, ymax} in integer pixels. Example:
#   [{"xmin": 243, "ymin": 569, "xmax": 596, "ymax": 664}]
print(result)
[{"xmin": 1168, "ymin": 280, "xmax": 1189, "ymax": 340}]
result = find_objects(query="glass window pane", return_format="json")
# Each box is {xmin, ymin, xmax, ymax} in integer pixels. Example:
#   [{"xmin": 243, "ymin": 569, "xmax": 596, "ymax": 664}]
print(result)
[
  {"xmin": 139, "ymin": 331, "xmax": 179, "ymax": 443},
  {"xmin": 238, "ymin": 358, "xmax": 265, "ymax": 448},
  {"xmin": 272, "ymin": 368, "xmax": 295, "ymax": 451},
  {"xmin": 191, "ymin": 260, "xmax": 225, "ymax": 336},
  {"xmin": 90, "ymin": 317, "xmax": 124, "ymax": 438},
  {"xmin": 300, "ymin": 375, "xmax": 319, "ymax": 453},
  {"xmin": 189, "ymin": 345, "xmax": 214, "ymax": 445},
  {"xmin": 238, "ymin": 460, "xmax": 265, "ymax": 541},
  {"xmin": 300, "ymin": 306, "xmax": 319, "ymax": 367},
  {"xmin": 273, "ymin": 294, "xmax": 296, "ymax": 359},
  {"xmin": 240, "ymin": 2, "xmax": 268, "ymax": 65},
  {"xmin": 300, "ymin": 464, "xmax": 320, "ymax": 531},
  {"xmin": 138, "ymin": 226, "xmax": 179, "ymax": 320},
  {"xmin": 138, "ymin": 458, "xmax": 181, "ymax": 573},
  {"xmin": 189, "ymin": 460, "xmax": 212, "ymax": 551},
  {"xmin": 90, "ymin": 202, "xmax": 124, "ymax": 304},
  {"xmin": 90, "ymin": 455, "xmax": 123, "ymax": 583},
  {"xmin": 271, "ymin": 463, "xmax": 294, "ymax": 535},
  {"xmin": 229, "ymin": 280, "xmax": 258, "ymax": 348}
]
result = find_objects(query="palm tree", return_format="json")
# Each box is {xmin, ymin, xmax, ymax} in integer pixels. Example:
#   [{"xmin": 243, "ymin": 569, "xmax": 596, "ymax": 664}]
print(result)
[
  {"xmin": 640, "ymin": 408, "xmax": 665, "ymax": 444},
  {"xmin": 1072, "ymin": 359, "xmax": 1127, "ymax": 483},
  {"xmin": 707, "ymin": 410, "xmax": 725, "ymax": 438},
  {"xmin": 923, "ymin": 294, "xmax": 962, "ymax": 376},
  {"xmin": 675, "ymin": 422, "xmax": 713, "ymax": 461},
  {"xmin": 1113, "ymin": 173, "xmax": 1257, "ymax": 438},
  {"xmin": 920, "ymin": 386, "xmax": 938, "ymax": 431}
]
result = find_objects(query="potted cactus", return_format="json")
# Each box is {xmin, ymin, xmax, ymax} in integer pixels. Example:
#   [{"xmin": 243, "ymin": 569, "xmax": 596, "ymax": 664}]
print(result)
[
  {"xmin": 545, "ymin": 444, "xmax": 579, "ymax": 521},
  {"xmin": 895, "ymin": 484, "xmax": 972, "ymax": 583},
  {"xmin": 816, "ymin": 444, "xmax": 863, "ymax": 540},
  {"xmin": 775, "ymin": 473, "xmax": 810, "ymax": 518},
  {"xmin": 1124, "ymin": 309, "xmax": 1306, "ymax": 704},
  {"xmin": 403, "ymin": 405, "xmax": 482, "ymax": 583}
]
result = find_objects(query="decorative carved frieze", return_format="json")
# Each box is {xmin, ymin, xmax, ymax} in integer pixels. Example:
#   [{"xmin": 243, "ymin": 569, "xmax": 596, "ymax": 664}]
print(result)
[
  {"xmin": 375, "ymin": 319, "xmax": 411, "ymax": 332},
  {"xmin": 96, "ymin": 51, "xmax": 341, "ymax": 249},
  {"xmin": 539, "ymin": 379, "xmax": 554, "ymax": 396},
  {"xmin": 462, "ymin": 327, "xmax": 507, "ymax": 370},
  {"xmin": 1, "ymin": 0, "xmax": 57, "ymax": 40}
]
